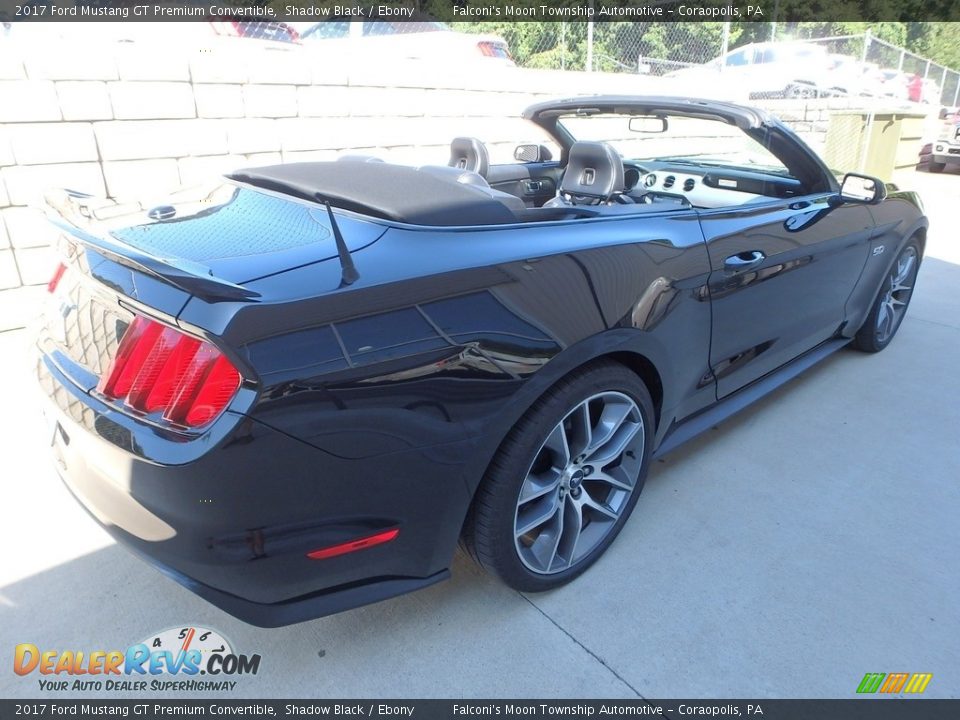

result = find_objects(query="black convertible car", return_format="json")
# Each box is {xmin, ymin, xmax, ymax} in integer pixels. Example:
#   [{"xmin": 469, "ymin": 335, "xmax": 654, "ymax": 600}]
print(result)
[{"xmin": 37, "ymin": 96, "xmax": 926, "ymax": 627}]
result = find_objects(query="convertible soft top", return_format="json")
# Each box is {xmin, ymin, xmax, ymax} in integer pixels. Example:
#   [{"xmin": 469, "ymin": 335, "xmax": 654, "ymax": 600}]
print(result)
[{"xmin": 229, "ymin": 162, "xmax": 521, "ymax": 227}]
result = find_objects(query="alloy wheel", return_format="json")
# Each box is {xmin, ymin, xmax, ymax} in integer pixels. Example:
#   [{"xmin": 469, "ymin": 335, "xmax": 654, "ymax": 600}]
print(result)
[
  {"xmin": 876, "ymin": 246, "xmax": 918, "ymax": 344},
  {"xmin": 513, "ymin": 391, "xmax": 645, "ymax": 575}
]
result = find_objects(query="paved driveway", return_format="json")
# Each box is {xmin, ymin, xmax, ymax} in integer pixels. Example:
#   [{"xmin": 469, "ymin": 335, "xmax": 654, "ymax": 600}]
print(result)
[{"xmin": 1, "ymin": 170, "xmax": 957, "ymax": 700}]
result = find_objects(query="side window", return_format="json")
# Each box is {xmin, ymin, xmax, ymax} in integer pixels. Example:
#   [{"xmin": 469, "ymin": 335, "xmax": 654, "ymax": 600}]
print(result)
[
  {"xmin": 725, "ymin": 50, "xmax": 749, "ymax": 67},
  {"xmin": 759, "ymin": 48, "xmax": 777, "ymax": 64}
]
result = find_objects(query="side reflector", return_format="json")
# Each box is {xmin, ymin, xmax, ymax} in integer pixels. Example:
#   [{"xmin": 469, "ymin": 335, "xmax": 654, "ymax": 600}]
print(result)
[
  {"xmin": 47, "ymin": 263, "xmax": 66, "ymax": 293},
  {"xmin": 306, "ymin": 528, "xmax": 400, "ymax": 561}
]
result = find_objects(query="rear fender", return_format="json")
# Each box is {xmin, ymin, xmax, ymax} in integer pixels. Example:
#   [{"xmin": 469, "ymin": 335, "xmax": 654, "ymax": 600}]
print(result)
[
  {"xmin": 460, "ymin": 328, "xmax": 676, "ymax": 497},
  {"xmin": 842, "ymin": 199, "xmax": 927, "ymax": 337}
]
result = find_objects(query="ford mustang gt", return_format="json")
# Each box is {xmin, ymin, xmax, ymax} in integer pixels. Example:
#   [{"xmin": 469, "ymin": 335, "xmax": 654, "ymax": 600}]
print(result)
[{"xmin": 36, "ymin": 96, "xmax": 926, "ymax": 626}]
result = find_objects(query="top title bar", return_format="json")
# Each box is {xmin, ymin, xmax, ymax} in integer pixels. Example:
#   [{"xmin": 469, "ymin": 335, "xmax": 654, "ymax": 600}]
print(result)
[{"xmin": 1, "ymin": 1, "xmax": 958, "ymax": 23}]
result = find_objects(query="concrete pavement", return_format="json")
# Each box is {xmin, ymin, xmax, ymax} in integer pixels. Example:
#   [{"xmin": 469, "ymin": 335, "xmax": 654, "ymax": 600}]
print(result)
[{"xmin": 1, "ymin": 169, "xmax": 957, "ymax": 700}]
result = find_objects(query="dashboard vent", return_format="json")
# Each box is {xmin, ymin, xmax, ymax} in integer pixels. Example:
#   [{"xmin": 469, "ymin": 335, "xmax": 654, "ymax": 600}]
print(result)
[
  {"xmin": 663, "ymin": 175, "xmax": 675, "ymax": 189},
  {"xmin": 683, "ymin": 178, "xmax": 696, "ymax": 192}
]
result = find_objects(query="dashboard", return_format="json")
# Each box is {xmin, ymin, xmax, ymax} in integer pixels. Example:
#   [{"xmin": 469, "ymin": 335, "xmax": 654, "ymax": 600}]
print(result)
[{"xmin": 623, "ymin": 161, "xmax": 803, "ymax": 209}]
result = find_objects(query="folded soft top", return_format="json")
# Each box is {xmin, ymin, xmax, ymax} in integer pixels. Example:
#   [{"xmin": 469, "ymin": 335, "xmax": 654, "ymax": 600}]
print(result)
[{"xmin": 229, "ymin": 162, "xmax": 521, "ymax": 227}]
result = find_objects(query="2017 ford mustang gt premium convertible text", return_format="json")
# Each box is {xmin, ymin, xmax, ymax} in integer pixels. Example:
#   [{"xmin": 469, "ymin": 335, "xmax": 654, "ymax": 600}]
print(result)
[{"xmin": 36, "ymin": 96, "xmax": 926, "ymax": 627}]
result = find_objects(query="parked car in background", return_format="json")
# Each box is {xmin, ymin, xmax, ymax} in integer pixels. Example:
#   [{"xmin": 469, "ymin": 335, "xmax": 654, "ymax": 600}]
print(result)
[
  {"xmin": 298, "ymin": 19, "xmax": 513, "ymax": 65},
  {"xmin": 209, "ymin": 20, "xmax": 299, "ymax": 44},
  {"xmin": 5, "ymin": 15, "xmax": 299, "ymax": 47},
  {"xmin": 821, "ymin": 54, "xmax": 870, "ymax": 97},
  {"xmin": 930, "ymin": 118, "xmax": 960, "ymax": 172},
  {"xmin": 666, "ymin": 41, "xmax": 832, "ymax": 99},
  {"xmin": 878, "ymin": 69, "xmax": 911, "ymax": 101}
]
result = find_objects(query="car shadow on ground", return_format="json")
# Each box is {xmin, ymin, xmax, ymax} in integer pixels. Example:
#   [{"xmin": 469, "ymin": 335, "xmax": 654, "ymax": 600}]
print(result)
[{"xmin": 0, "ymin": 541, "xmax": 632, "ymax": 698}]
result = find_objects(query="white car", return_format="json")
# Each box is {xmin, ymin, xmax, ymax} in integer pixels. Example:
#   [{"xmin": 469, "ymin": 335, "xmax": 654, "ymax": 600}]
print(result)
[
  {"xmin": 930, "ymin": 119, "xmax": 960, "ymax": 173},
  {"xmin": 820, "ymin": 54, "xmax": 874, "ymax": 97},
  {"xmin": 666, "ymin": 42, "xmax": 832, "ymax": 99},
  {"xmin": 297, "ymin": 19, "xmax": 513, "ymax": 66},
  {"xmin": 878, "ymin": 69, "xmax": 911, "ymax": 101}
]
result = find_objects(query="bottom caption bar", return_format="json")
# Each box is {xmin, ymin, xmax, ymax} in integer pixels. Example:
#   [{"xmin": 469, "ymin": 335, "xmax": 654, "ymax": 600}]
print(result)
[{"xmin": 2, "ymin": 700, "xmax": 957, "ymax": 719}]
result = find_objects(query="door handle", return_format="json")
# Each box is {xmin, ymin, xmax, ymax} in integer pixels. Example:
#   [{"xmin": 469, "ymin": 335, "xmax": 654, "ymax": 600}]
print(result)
[{"xmin": 724, "ymin": 250, "xmax": 766, "ymax": 273}]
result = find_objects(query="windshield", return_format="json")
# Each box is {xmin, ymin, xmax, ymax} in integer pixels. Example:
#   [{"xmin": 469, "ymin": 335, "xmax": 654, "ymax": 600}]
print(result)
[{"xmin": 557, "ymin": 114, "xmax": 791, "ymax": 175}]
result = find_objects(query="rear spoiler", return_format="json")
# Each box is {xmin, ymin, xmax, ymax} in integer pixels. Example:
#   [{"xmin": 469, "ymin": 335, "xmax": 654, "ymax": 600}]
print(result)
[{"xmin": 43, "ymin": 189, "xmax": 260, "ymax": 302}]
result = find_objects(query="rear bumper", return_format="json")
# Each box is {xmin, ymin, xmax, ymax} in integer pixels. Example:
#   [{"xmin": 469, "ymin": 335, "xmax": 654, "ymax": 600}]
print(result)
[{"xmin": 37, "ymin": 351, "xmax": 471, "ymax": 626}]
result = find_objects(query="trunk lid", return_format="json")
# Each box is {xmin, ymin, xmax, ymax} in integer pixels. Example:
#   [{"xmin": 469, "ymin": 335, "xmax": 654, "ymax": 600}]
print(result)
[{"xmin": 77, "ymin": 182, "xmax": 384, "ymax": 285}]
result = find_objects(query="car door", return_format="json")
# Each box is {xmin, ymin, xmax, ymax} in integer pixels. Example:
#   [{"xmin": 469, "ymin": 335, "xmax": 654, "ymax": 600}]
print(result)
[{"xmin": 700, "ymin": 193, "xmax": 875, "ymax": 398}]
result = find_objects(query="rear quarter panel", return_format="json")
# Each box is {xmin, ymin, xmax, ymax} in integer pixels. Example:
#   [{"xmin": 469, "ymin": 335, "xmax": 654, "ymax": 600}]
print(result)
[
  {"xmin": 842, "ymin": 189, "xmax": 927, "ymax": 336},
  {"xmin": 179, "ymin": 210, "xmax": 715, "ymax": 500}
]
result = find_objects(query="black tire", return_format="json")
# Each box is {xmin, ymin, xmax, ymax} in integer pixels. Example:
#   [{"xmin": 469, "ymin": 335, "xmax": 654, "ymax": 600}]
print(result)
[
  {"xmin": 852, "ymin": 240, "xmax": 921, "ymax": 353},
  {"xmin": 786, "ymin": 83, "xmax": 817, "ymax": 99},
  {"xmin": 464, "ymin": 360, "xmax": 655, "ymax": 593},
  {"xmin": 928, "ymin": 160, "xmax": 946, "ymax": 173}
]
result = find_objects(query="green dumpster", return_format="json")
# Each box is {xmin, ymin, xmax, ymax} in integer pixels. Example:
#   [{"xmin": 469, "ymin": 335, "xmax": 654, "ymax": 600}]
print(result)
[{"xmin": 823, "ymin": 110, "xmax": 927, "ymax": 179}]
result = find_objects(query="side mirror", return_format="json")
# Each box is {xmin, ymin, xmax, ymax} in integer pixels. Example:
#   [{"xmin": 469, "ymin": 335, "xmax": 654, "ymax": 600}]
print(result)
[
  {"xmin": 514, "ymin": 144, "xmax": 553, "ymax": 163},
  {"xmin": 838, "ymin": 173, "xmax": 886, "ymax": 204}
]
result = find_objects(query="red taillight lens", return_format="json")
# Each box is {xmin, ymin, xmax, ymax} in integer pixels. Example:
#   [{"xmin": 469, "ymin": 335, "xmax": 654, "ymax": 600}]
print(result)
[
  {"xmin": 97, "ymin": 316, "xmax": 241, "ymax": 429},
  {"xmin": 209, "ymin": 20, "xmax": 240, "ymax": 37},
  {"xmin": 47, "ymin": 263, "xmax": 66, "ymax": 293},
  {"xmin": 477, "ymin": 41, "xmax": 510, "ymax": 60}
]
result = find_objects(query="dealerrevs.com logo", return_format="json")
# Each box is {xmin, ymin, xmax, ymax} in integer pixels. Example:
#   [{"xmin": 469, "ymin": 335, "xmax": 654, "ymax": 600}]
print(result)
[{"xmin": 14, "ymin": 626, "xmax": 261, "ymax": 693}]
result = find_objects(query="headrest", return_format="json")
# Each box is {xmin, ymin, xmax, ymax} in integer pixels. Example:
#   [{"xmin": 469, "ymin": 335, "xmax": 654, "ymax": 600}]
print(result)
[
  {"xmin": 560, "ymin": 141, "xmax": 624, "ymax": 200},
  {"xmin": 449, "ymin": 137, "xmax": 490, "ymax": 177}
]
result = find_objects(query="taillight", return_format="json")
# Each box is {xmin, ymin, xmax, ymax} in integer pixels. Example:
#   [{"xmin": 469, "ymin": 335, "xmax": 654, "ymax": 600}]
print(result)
[
  {"xmin": 477, "ymin": 41, "xmax": 507, "ymax": 59},
  {"xmin": 97, "ymin": 315, "xmax": 241, "ymax": 429},
  {"xmin": 209, "ymin": 20, "xmax": 240, "ymax": 37},
  {"xmin": 47, "ymin": 263, "xmax": 66, "ymax": 293}
]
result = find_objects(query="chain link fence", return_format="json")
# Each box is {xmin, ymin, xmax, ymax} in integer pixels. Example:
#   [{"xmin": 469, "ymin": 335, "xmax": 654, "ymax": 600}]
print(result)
[
  {"xmin": 451, "ymin": 21, "xmax": 727, "ymax": 75},
  {"xmin": 453, "ymin": 21, "xmax": 960, "ymax": 109}
]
